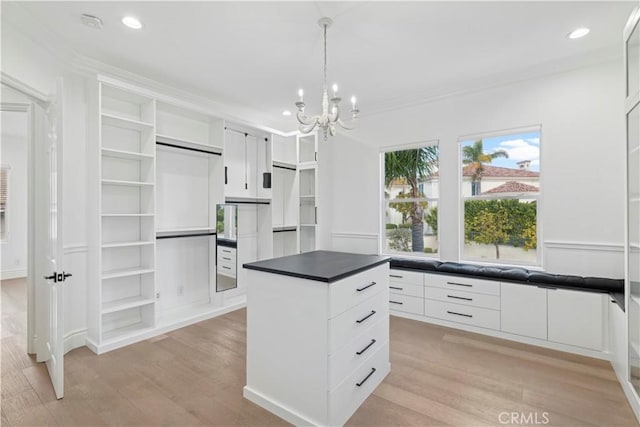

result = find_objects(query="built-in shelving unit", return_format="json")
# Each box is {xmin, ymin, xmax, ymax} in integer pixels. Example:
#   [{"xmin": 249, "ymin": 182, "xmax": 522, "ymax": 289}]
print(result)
[
  {"xmin": 94, "ymin": 82, "xmax": 158, "ymax": 348},
  {"xmin": 155, "ymin": 101, "xmax": 225, "ymax": 327},
  {"xmin": 271, "ymin": 134, "xmax": 299, "ymax": 257},
  {"xmin": 299, "ymin": 162, "xmax": 317, "ymax": 253}
]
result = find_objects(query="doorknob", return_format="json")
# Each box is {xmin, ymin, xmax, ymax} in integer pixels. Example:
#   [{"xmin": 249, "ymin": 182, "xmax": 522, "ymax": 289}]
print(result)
[{"xmin": 43, "ymin": 271, "xmax": 72, "ymax": 283}]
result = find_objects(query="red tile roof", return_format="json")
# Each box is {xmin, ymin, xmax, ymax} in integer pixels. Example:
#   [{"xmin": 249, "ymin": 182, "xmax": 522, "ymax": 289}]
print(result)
[
  {"xmin": 463, "ymin": 164, "xmax": 539, "ymax": 178},
  {"xmin": 483, "ymin": 181, "xmax": 540, "ymax": 194}
]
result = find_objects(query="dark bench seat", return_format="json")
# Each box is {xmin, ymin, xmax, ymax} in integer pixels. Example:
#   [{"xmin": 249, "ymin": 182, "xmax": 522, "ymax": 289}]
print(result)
[{"xmin": 390, "ymin": 258, "xmax": 625, "ymax": 311}]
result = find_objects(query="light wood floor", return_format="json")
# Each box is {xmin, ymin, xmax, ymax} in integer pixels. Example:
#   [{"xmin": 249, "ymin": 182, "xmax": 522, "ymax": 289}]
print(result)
[{"xmin": 2, "ymin": 277, "xmax": 638, "ymax": 426}]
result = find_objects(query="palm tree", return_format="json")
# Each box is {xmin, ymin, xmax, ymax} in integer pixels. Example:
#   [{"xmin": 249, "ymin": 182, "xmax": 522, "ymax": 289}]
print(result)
[
  {"xmin": 462, "ymin": 140, "xmax": 508, "ymax": 195},
  {"xmin": 385, "ymin": 147, "xmax": 439, "ymax": 252}
]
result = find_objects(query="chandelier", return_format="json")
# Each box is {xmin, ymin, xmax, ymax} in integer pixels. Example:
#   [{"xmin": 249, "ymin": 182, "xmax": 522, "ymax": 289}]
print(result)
[{"xmin": 295, "ymin": 17, "xmax": 359, "ymax": 141}]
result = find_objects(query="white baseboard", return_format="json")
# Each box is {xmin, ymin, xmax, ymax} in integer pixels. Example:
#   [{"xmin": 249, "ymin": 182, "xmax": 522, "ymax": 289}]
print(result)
[
  {"xmin": 390, "ymin": 310, "xmax": 609, "ymax": 360},
  {"xmin": 87, "ymin": 301, "xmax": 246, "ymax": 354},
  {"xmin": 1, "ymin": 269, "xmax": 27, "ymax": 280},
  {"xmin": 63, "ymin": 328, "xmax": 87, "ymax": 354},
  {"xmin": 243, "ymin": 386, "xmax": 320, "ymax": 426}
]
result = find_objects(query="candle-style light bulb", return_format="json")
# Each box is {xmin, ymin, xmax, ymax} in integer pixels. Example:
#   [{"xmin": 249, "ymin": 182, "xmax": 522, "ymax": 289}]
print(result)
[
  {"xmin": 298, "ymin": 89, "xmax": 304, "ymax": 102},
  {"xmin": 332, "ymin": 83, "xmax": 338, "ymax": 98},
  {"xmin": 350, "ymin": 96, "xmax": 357, "ymax": 109}
]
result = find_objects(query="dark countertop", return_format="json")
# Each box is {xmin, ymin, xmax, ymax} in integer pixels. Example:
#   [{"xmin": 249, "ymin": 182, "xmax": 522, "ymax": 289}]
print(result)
[{"xmin": 243, "ymin": 250, "xmax": 390, "ymax": 283}]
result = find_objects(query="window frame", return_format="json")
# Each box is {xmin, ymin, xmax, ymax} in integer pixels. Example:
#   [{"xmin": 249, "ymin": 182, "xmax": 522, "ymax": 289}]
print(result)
[
  {"xmin": 380, "ymin": 140, "xmax": 440, "ymax": 259},
  {"xmin": 458, "ymin": 126, "xmax": 543, "ymax": 267}
]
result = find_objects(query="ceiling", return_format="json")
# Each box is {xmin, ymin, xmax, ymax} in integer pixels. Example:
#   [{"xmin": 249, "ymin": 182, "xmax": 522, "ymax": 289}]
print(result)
[{"xmin": 3, "ymin": 1, "xmax": 636, "ymax": 132}]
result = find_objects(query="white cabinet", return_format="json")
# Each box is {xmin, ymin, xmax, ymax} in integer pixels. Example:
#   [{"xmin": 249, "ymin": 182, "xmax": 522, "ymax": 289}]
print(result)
[
  {"xmin": 548, "ymin": 289, "xmax": 605, "ymax": 351},
  {"xmin": 244, "ymin": 260, "xmax": 390, "ymax": 426},
  {"xmin": 500, "ymin": 283, "xmax": 547, "ymax": 340}
]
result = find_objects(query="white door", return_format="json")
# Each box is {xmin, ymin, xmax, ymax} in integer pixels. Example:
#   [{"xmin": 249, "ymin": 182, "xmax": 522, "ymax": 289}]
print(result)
[{"xmin": 34, "ymin": 78, "xmax": 65, "ymax": 399}]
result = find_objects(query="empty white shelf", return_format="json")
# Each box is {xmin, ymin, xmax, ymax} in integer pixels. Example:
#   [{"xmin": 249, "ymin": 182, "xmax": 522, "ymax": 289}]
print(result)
[
  {"xmin": 300, "ymin": 224, "xmax": 317, "ymax": 227},
  {"xmin": 102, "ymin": 267, "xmax": 155, "ymax": 280},
  {"xmin": 101, "ymin": 179, "xmax": 154, "ymax": 187},
  {"xmin": 102, "ymin": 113, "xmax": 154, "ymax": 131},
  {"xmin": 102, "ymin": 240, "xmax": 155, "ymax": 249},
  {"xmin": 101, "ymin": 148, "xmax": 154, "ymax": 161},
  {"xmin": 102, "ymin": 296, "xmax": 155, "ymax": 314},
  {"xmin": 299, "ymin": 195, "xmax": 316, "ymax": 199}
]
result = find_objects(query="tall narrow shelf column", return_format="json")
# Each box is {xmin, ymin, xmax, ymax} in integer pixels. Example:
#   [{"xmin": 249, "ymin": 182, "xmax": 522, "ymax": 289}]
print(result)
[
  {"xmin": 90, "ymin": 80, "xmax": 158, "ymax": 350},
  {"xmin": 297, "ymin": 132, "xmax": 318, "ymax": 253},
  {"xmin": 272, "ymin": 134, "xmax": 299, "ymax": 257}
]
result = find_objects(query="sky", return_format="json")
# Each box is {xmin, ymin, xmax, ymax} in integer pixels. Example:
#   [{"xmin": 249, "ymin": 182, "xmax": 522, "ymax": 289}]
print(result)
[{"xmin": 461, "ymin": 131, "xmax": 541, "ymax": 172}]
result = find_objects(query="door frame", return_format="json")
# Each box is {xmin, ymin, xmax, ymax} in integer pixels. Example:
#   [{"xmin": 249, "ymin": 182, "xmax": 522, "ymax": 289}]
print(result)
[{"xmin": 1, "ymin": 72, "xmax": 50, "ymax": 355}]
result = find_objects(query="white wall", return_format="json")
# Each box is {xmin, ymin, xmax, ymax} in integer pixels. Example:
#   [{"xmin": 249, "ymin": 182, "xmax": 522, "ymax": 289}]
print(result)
[
  {"xmin": 2, "ymin": 21, "xmax": 89, "ymax": 350},
  {"xmin": 1, "ymin": 111, "xmax": 28, "ymax": 278},
  {"xmin": 321, "ymin": 60, "xmax": 625, "ymax": 278}
]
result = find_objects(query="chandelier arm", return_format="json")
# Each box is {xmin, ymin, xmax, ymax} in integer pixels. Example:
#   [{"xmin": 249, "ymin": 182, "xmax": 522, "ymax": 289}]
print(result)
[
  {"xmin": 299, "ymin": 121, "xmax": 319, "ymax": 134},
  {"xmin": 296, "ymin": 110, "xmax": 319, "ymax": 126},
  {"xmin": 337, "ymin": 117, "xmax": 358, "ymax": 130}
]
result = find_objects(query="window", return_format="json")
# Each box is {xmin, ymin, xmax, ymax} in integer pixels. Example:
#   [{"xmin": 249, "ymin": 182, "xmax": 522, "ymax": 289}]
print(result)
[
  {"xmin": 383, "ymin": 143, "xmax": 439, "ymax": 257},
  {"xmin": 0, "ymin": 166, "xmax": 8, "ymax": 241},
  {"xmin": 460, "ymin": 129, "xmax": 540, "ymax": 265}
]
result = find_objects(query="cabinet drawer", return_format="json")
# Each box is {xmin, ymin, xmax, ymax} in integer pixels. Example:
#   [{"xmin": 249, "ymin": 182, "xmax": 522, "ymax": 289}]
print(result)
[
  {"xmin": 329, "ymin": 291, "xmax": 389, "ymax": 355},
  {"xmin": 389, "ymin": 269, "xmax": 423, "ymax": 286},
  {"xmin": 425, "ymin": 287, "xmax": 500, "ymax": 310},
  {"xmin": 425, "ymin": 299, "xmax": 500, "ymax": 330},
  {"xmin": 329, "ymin": 264, "xmax": 389, "ymax": 318},
  {"xmin": 425, "ymin": 274, "xmax": 500, "ymax": 296},
  {"xmin": 218, "ymin": 259, "xmax": 236, "ymax": 272},
  {"xmin": 328, "ymin": 317, "xmax": 388, "ymax": 390},
  {"xmin": 328, "ymin": 342, "xmax": 389, "ymax": 426},
  {"xmin": 389, "ymin": 294, "xmax": 424, "ymax": 315},
  {"xmin": 389, "ymin": 282, "xmax": 423, "ymax": 298},
  {"xmin": 217, "ymin": 246, "xmax": 236, "ymax": 259}
]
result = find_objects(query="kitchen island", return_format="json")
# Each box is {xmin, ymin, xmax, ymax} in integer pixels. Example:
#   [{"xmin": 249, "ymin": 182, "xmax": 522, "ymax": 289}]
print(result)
[{"xmin": 243, "ymin": 251, "xmax": 391, "ymax": 426}]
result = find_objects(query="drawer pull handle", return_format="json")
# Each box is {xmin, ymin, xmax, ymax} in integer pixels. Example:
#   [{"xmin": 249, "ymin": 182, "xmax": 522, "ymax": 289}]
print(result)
[
  {"xmin": 222, "ymin": 266, "xmax": 231, "ymax": 270},
  {"xmin": 222, "ymin": 249, "xmax": 231, "ymax": 253},
  {"xmin": 223, "ymin": 257, "xmax": 231, "ymax": 261},
  {"xmin": 447, "ymin": 310, "xmax": 472, "ymax": 318},
  {"xmin": 447, "ymin": 281, "xmax": 472, "ymax": 287},
  {"xmin": 390, "ymin": 286, "xmax": 403, "ymax": 290},
  {"xmin": 389, "ymin": 300, "xmax": 404, "ymax": 305},
  {"xmin": 389, "ymin": 274, "xmax": 403, "ymax": 278},
  {"xmin": 356, "ymin": 282, "xmax": 376, "ymax": 292},
  {"xmin": 356, "ymin": 368, "xmax": 377, "ymax": 387},
  {"xmin": 447, "ymin": 294, "xmax": 472, "ymax": 301},
  {"xmin": 356, "ymin": 339, "xmax": 377, "ymax": 356},
  {"xmin": 356, "ymin": 310, "xmax": 376, "ymax": 324}
]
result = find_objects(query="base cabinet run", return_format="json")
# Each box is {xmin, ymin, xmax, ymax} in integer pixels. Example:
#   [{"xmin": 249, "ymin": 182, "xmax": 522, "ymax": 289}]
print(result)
[
  {"xmin": 244, "ymin": 262, "xmax": 390, "ymax": 426},
  {"xmin": 389, "ymin": 269, "xmax": 607, "ymax": 355}
]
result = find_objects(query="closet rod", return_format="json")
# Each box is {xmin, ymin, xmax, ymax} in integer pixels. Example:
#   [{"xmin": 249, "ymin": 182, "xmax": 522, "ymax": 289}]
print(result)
[
  {"xmin": 156, "ymin": 141, "xmax": 222, "ymax": 156},
  {"xmin": 226, "ymin": 200, "xmax": 271, "ymax": 205},
  {"xmin": 224, "ymin": 126, "xmax": 269, "ymax": 142},
  {"xmin": 156, "ymin": 231, "xmax": 217, "ymax": 240},
  {"xmin": 273, "ymin": 164, "xmax": 297, "ymax": 171}
]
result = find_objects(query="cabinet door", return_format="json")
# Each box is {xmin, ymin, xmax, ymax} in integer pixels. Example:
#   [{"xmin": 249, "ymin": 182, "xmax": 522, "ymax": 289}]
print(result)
[
  {"xmin": 271, "ymin": 168, "xmax": 284, "ymax": 227},
  {"xmin": 548, "ymin": 289, "xmax": 605, "ymax": 351},
  {"xmin": 500, "ymin": 283, "xmax": 547, "ymax": 339}
]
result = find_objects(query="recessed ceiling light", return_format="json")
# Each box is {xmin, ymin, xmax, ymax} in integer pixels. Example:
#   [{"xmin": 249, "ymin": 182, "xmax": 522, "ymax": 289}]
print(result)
[
  {"xmin": 568, "ymin": 28, "xmax": 590, "ymax": 39},
  {"xmin": 282, "ymin": 110, "xmax": 292, "ymax": 116},
  {"xmin": 122, "ymin": 16, "xmax": 142, "ymax": 30},
  {"xmin": 81, "ymin": 14, "xmax": 103, "ymax": 30}
]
